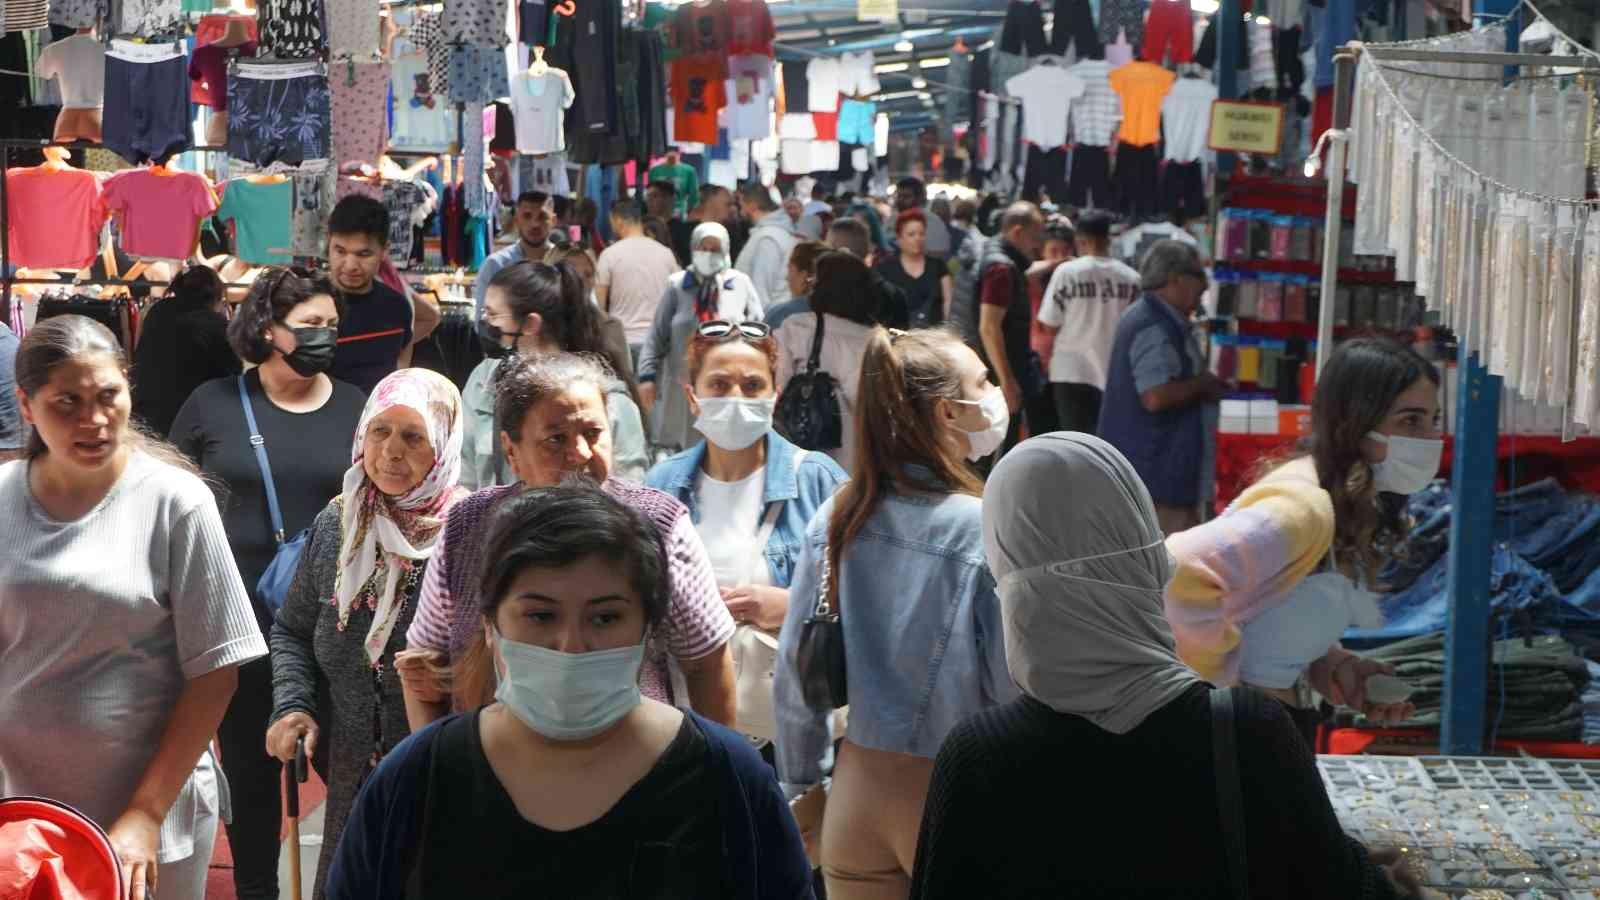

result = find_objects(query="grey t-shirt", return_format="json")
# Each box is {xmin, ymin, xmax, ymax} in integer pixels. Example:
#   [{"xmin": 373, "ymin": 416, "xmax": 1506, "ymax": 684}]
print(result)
[
  {"xmin": 0, "ymin": 452, "xmax": 267, "ymax": 860},
  {"xmin": 0, "ymin": 322, "xmax": 19, "ymax": 450}
]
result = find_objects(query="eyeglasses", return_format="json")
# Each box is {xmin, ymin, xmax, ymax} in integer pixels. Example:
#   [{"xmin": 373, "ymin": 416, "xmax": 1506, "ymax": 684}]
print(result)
[{"xmin": 696, "ymin": 320, "xmax": 771, "ymax": 340}]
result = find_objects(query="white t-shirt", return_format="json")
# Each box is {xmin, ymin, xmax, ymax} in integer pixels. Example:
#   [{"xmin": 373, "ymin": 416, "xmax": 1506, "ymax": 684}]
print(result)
[
  {"xmin": 1005, "ymin": 64, "xmax": 1086, "ymax": 149},
  {"xmin": 1038, "ymin": 255, "xmax": 1141, "ymax": 387},
  {"xmin": 596, "ymin": 235, "xmax": 682, "ymax": 344},
  {"xmin": 780, "ymin": 139, "xmax": 813, "ymax": 175},
  {"xmin": 509, "ymin": 68, "xmax": 575, "ymax": 154},
  {"xmin": 807, "ymin": 57, "xmax": 841, "ymax": 112},
  {"xmin": 837, "ymin": 50, "xmax": 880, "ymax": 97},
  {"xmin": 1162, "ymin": 77, "xmax": 1219, "ymax": 163},
  {"xmin": 725, "ymin": 55, "xmax": 774, "ymax": 141},
  {"xmin": 693, "ymin": 468, "xmax": 772, "ymax": 589},
  {"xmin": 35, "ymin": 34, "xmax": 105, "ymax": 109},
  {"xmin": 390, "ymin": 46, "xmax": 454, "ymax": 151}
]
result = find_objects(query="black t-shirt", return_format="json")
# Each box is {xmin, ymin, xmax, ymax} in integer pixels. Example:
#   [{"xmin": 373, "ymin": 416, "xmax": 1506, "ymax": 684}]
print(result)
[
  {"xmin": 669, "ymin": 218, "xmax": 698, "ymax": 267},
  {"xmin": 876, "ymin": 255, "xmax": 948, "ymax": 329},
  {"xmin": 170, "ymin": 368, "xmax": 366, "ymax": 629},
  {"xmin": 132, "ymin": 301, "xmax": 242, "ymax": 437},
  {"xmin": 410, "ymin": 711, "xmax": 723, "ymax": 898},
  {"xmin": 332, "ymin": 280, "xmax": 413, "ymax": 395}
]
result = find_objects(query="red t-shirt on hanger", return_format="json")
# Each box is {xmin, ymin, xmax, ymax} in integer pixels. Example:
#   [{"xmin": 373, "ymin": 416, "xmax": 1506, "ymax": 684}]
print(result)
[
  {"xmin": 726, "ymin": 0, "xmax": 775, "ymax": 57},
  {"xmin": 671, "ymin": 58, "xmax": 727, "ymax": 144}
]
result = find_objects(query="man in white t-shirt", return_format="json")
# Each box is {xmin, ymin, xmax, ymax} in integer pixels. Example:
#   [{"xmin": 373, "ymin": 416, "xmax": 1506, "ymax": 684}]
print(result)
[
  {"xmin": 596, "ymin": 198, "xmax": 683, "ymax": 359},
  {"xmin": 1037, "ymin": 210, "xmax": 1140, "ymax": 434}
]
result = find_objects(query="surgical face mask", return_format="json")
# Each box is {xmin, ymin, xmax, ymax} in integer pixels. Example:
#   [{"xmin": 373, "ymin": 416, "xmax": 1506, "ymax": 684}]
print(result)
[
  {"xmin": 1366, "ymin": 431, "xmax": 1443, "ymax": 496},
  {"xmin": 953, "ymin": 389, "xmax": 1009, "ymax": 462},
  {"xmin": 282, "ymin": 326, "xmax": 338, "ymax": 377},
  {"xmin": 694, "ymin": 396, "xmax": 774, "ymax": 451},
  {"xmin": 492, "ymin": 631, "xmax": 645, "ymax": 741},
  {"xmin": 692, "ymin": 251, "xmax": 724, "ymax": 277},
  {"xmin": 476, "ymin": 318, "xmax": 517, "ymax": 359}
]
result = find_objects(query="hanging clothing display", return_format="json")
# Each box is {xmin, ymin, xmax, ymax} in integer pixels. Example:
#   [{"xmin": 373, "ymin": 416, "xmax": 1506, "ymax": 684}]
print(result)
[
  {"xmin": 509, "ymin": 66, "xmax": 575, "ymax": 154},
  {"xmin": 780, "ymin": 59, "xmax": 809, "ymax": 113},
  {"xmin": 326, "ymin": 0, "xmax": 381, "ymax": 57},
  {"xmin": 1143, "ymin": 0, "xmax": 1194, "ymax": 64},
  {"xmin": 1066, "ymin": 145, "xmax": 1112, "ymax": 208},
  {"xmin": 190, "ymin": 40, "xmax": 258, "ymax": 110},
  {"xmin": 726, "ymin": 55, "xmax": 774, "ymax": 141},
  {"xmin": 1098, "ymin": 0, "xmax": 1146, "ymax": 50},
  {"xmin": 257, "ymin": 0, "xmax": 325, "ymax": 59},
  {"xmin": 448, "ymin": 44, "xmax": 511, "ymax": 104},
  {"xmin": 411, "ymin": 11, "xmax": 450, "ymax": 99},
  {"xmin": 227, "ymin": 60, "xmax": 331, "ymax": 167},
  {"xmin": 999, "ymin": 0, "xmax": 1046, "ymax": 56},
  {"xmin": 673, "ymin": 0, "xmax": 729, "ymax": 60},
  {"xmin": 725, "ymin": 0, "xmax": 774, "ymax": 57},
  {"xmin": 443, "ymin": 0, "xmax": 510, "ymax": 47},
  {"xmin": 102, "ymin": 41, "xmax": 190, "ymax": 165},
  {"xmin": 671, "ymin": 57, "xmax": 726, "ymax": 145},
  {"xmin": 1050, "ymin": 0, "xmax": 1099, "ymax": 59},
  {"xmin": 3, "ymin": 164, "xmax": 105, "ymax": 269},
  {"xmin": 390, "ymin": 38, "xmax": 453, "ymax": 152},
  {"xmin": 520, "ymin": 153, "xmax": 570, "ymax": 195},
  {"xmin": 217, "ymin": 177, "xmax": 294, "ymax": 264},
  {"xmin": 1161, "ymin": 75, "xmax": 1218, "ymax": 163},
  {"xmin": 49, "ymin": 0, "xmax": 102, "ymax": 28},
  {"xmin": 806, "ymin": 57, "xmax": 840, "ymax": 114},
  {"xmin": 102, "ymin": 168, "xmax": 218, "ymax": 260},
  {"xmin": 330, "ymin": 60, "xmax": 392, "ymax": 169},
  {"xmin": 1066, "ymin": 58, "xmax": 1122, "ymax": 147},
  {"xmin": 836, "ymin": 98, "xmax": 874, "ymax": 147},
  {"xmin": 383, "ymin": 180, "xmax": 436, "ymax": 266},
  {"xmin": 117, "ymin": 0, "xmax": 182, "ymax": 35},
  {"xmin": 34, "ymin": 34, "xmax": 104, "ymax": 110},
  {"xmin": 1107, "ymin": 61, "xmax": 1176, "ymax": 147},
  {"xmin": 1006, "ymin": 63, "xmax": 1086, "ymax": 149},
  {"xmin": 291, "ymin": 169, "xmax": 335, "ymax": 256}
]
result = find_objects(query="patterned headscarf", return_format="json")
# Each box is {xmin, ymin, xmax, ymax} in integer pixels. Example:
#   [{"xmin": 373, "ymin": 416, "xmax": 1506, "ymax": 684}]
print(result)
[{"xmin": 335, "ymin": 368, "xmax": 466, "ymax": 666}]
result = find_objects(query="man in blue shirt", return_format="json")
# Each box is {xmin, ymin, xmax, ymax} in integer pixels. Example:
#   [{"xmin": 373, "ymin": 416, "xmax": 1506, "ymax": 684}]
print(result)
[{"xmin": 473, "ymin": 191, "xmax": 554, "ymax": 317}]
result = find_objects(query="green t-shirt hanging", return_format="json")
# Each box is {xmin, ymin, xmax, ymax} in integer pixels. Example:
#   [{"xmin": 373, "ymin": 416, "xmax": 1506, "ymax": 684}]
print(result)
[
  {"xmin": 217, "ymin": 179, "xmax": 294, "ymax": 265},
  {"xmin": 648, "ymin": 162, "xmax": 699, "ymax": 219}
]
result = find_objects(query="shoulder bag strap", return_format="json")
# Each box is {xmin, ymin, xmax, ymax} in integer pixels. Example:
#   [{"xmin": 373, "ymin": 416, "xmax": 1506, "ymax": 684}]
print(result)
[
  {"xmin": 1211, "ymin": 687, "xmax": 1249, "ymax": 900},
  {"xmin": 237, "ymin": 375, "xmax": 286, "ymax": 544},
  {"xmin": 747, "ymin": 450, "xmax": 806, "ymax": 584},
  {"xmin": 806, "ymin": 313, "xmax": 826, "ymax": 376}
]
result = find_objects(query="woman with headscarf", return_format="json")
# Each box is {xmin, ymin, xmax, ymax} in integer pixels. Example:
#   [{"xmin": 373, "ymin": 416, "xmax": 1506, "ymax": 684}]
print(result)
[
  {"xmin": 638, "ymin": 222, "xmax": 764, "ymax": 452},
  {"xmin": 266, "ymin": 368, "xmax": 467, "ymax": 900},
  {"xmin": 906, "ymin": 433, "xmax": 1434, "ymax": 900}
]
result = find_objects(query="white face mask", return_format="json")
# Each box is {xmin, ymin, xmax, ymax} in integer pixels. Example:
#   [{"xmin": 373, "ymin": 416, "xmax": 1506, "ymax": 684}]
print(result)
[
  {"xmin": 1365, "ymin": 431, "xmax": 1443, "ymax": 496},
  {"xmin": 953, "ymin": 389, "xmax": 1010, "ymax": 462},
  {"xmin": 491, "ymin": 631, "xmax": 645, "ymax": 741},
  {"xmin": 692, "ymin": 250, "xmax": 724, "ymax": 277},
  {"xmin": 694, "ymin": 396, "xmax": 775, "ymax": 451}
]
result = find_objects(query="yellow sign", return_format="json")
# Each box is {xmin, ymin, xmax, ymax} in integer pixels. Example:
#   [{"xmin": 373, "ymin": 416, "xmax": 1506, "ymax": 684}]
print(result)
[
  {"xmin": 858, "ymin": 0, "xmax": 898, "ymax": 22},
  {"xmin": 1207, "ymin": 100, "xmax": 1286, "ymax": 155}
]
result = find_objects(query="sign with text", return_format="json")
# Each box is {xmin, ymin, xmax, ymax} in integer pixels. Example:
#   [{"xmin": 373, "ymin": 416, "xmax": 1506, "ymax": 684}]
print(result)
[
  {"xmin": 1207, "ymin": 100, "xmax": 1286, "ymax": 156},
  {"xmin": 858, "ymin": 0, "xmax": 897, "ymax": 21}
]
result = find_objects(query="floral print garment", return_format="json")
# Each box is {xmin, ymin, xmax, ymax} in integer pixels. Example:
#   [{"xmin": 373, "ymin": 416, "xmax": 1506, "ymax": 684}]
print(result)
[{"xmin": 228, "ymin": 61, "xmax": 332, "ymax": 167}]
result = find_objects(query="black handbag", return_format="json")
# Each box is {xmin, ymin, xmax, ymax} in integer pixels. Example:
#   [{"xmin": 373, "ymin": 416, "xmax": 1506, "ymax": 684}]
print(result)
[
  {"xmin": 774, "ymin": 313, "xmax": 843, "ymax": 451},
  {"xmin": 795, "ymin": 549, "xmax": 848, "ymax": 711}
]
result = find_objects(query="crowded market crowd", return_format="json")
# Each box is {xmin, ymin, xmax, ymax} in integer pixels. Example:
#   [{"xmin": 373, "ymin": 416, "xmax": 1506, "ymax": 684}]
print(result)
[{"xmin": 0, "ymin": 175, "xmax": 1449, "ymax": 900}]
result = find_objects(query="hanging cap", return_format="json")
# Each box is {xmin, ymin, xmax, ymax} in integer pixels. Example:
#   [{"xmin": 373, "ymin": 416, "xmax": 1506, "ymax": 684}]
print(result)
[{"xmin": 0, "ymin": 797, "xmax": 124, "ymax": 900}]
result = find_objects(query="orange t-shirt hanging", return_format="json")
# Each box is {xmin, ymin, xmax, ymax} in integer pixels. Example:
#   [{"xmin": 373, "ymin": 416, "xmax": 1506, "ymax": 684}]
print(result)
[
  {"xmin": 1107, "ymin": 61, "xmax": 1177, "ymax": 147},
  {"xmin": 671, "ymin": 58, "xmax": 727, "ymax": 145}
]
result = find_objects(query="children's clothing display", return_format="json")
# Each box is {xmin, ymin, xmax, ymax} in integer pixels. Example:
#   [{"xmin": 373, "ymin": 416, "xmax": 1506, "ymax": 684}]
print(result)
[
  {"xmin": 102, "ymin": 168, "xmax": 218, "ymax": 260},
  {"xmin": 227, "ymin": 60, "xmax": 331, "ymax": 167},
  {"xmin": 326, "ymin": 0, "xmax": 381, "ymax": 57},
  {"xmin": 1006, "ymin": 63, "xmax": 1086, "ymax": 149},
  {"xmin": 34, "ymin": 35, "xmax": 104, "ymax": 110},
  {"xmin": 257, "ymin": 0, "xmax": 325, "ymax": 58},
  {"xmin": 217, "ymin": 177, "xmax": 294, "ymax": 264},
  {"xmin": 390, "ymin": 40, "xmax": 453, "ymax": 152},
  {"xmin": 3, "ymin": 165, "xmax": 105, "ymax": 269},
  {"xmin": 1106, "ymin": 61, "xmax": 1176, "ymax": 147},
  {"xmin": 102, "ymin": 40, "xmax": 190, "ymax": 165},
  {"xmin": 509, "ymin": 67, "xmax": 575, "ymax": 154},
  {"xmin": 330, "ymin": 61, "xmax": 392, "ymax": 167}
]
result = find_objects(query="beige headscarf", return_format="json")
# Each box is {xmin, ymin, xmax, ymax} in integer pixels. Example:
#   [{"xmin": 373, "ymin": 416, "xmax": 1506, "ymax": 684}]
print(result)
[{"xmin": 983, "ymin": 433, "xmax": 1202, "ymax": 734}]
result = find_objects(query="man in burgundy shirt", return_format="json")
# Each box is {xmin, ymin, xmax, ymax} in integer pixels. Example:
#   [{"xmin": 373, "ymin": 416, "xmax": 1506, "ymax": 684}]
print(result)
[
  {"xmin": 976, "ymin": 202, "xmax": 1046, "ymax": 457},
  {"xmin": 1024, "ymin": 218, "xmax": 1077, "ymax": 437}
]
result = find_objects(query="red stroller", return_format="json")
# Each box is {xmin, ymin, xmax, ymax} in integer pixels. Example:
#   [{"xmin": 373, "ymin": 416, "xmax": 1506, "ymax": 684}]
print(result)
[{"xmin": 0, "ymin": 796, "xmax": 123, "ymax": 900}]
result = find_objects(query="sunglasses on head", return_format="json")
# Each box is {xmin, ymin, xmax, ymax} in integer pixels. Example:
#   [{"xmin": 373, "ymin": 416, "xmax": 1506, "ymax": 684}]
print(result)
[{"xmin": 697, "ymin": 320, "xmax": 771, "ymax": 340}]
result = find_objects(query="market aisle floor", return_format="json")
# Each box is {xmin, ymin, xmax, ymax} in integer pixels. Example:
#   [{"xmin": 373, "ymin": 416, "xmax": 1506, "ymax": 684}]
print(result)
[{"xmin": 205, "ymin": 772, "xmax": 326, "ymax": 900}]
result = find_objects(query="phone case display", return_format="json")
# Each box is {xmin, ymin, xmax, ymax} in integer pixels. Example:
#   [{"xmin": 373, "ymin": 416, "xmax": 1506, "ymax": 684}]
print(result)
[
  {"xmin": 102, "ymin": 169, "xmax": 219, "ymax": 260},
  {"xmin": 2, "ymin": 165, "xmax": 106, "ymax": 269},
  {"xmin": 1321, "ymin": 755, "xmax": 1600, "ymax": 895}
]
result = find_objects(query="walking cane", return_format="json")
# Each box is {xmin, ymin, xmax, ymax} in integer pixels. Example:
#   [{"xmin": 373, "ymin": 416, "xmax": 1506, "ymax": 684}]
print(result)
[{"xmin": 286, "ymin": 735, "xmax": 309, "ymax": 900}]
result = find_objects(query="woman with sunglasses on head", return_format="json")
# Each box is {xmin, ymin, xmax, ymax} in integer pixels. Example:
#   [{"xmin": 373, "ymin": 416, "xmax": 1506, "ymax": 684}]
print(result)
[
  {"xmin": 638, "ymin": 222, "xmax": 765, "ymax": 453},
  {"xmin": 646, "ymin": 320, "xmax": 849, "ymax": 746},
  {"xmin": 773, "ymin": 326, "xmax": 1018, "ymax": 900},
  {"xmin": 463, "ymin": 260, "xmax": 649, "ymax": 488},
  {"xmin": 169, "ymin": 267, "xmax": 367, "ymax": 900},
  {"xmin": 1164, "ymin": 339, "xmax": 1439, "ymax": 744}
]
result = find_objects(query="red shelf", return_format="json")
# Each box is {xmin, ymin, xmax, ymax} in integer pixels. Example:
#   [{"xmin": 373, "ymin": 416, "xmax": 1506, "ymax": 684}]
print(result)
[{"xmin": 1217, "ymin": 258, "xmax": 1398, "ymax": 283}]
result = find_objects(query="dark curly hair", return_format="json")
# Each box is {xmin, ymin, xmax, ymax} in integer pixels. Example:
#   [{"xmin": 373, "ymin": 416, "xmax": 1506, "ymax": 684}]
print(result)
[{"xmin": 226, "ymin": 268, "xmax": 343, "ymax": 364}]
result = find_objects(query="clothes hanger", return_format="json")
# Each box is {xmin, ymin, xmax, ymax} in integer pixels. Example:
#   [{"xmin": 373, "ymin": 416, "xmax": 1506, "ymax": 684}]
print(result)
[
  {"xmin": 529, "ymin": 44, "xmax": 548, "ymax": 77},
  {"xmin": 39, "ymin": 146, "xmax": 73, "ymax": 172}
]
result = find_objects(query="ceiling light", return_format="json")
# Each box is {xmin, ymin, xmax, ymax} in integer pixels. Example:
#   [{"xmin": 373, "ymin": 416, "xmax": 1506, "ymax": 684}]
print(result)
[
  {"xmin": 874, "ymin": 62, "xmax": 910, "ymax": 73},
  {"xmin": 894, "ymin": 39, "xmax": 914, "ymax": 52},
  {"xmin": 912, "ymin": 76, "xmax": 927, "ymax": 88},
  {"xmin": 920, "ymin": 57, "xmax": 950, "ymax": 68},
  {"xmin": 1191, "ymin": 0, "xmax": 1220, "ymax": 12}
]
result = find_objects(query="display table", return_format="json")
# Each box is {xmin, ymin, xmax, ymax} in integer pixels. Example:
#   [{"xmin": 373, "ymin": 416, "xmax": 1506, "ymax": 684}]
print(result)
[
  {"xmin": 1216, "ymin": 434, "xmax": 1600, "ymax": 510},
  {"xmin": 1324, "ymin": 728, "xmax": 1600, "ymax": 760},
  {"xmin": 1319, "ymin": 754, "xmax": 1600, "ymax": 894}
]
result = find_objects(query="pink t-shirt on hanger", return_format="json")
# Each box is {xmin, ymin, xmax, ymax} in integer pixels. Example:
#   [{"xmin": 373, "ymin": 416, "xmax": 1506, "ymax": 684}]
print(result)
[
  {"xmin": 4, "ymin": 165, "xmax": 106, "ymax": 269},
  {"xmin": 102, "ymin": 169, "xmax": 219, "ymax": 261}
]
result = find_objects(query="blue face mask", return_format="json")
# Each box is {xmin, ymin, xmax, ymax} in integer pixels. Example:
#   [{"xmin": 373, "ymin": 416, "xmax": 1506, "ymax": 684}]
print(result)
[{"xmin": 492, "ymin": 631, "xmax": 645, "ymax": 741}]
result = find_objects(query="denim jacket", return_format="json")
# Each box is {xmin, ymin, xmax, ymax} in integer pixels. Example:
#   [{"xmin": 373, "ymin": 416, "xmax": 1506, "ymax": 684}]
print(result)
[
  {"xmin": 645, "ymin": 431, "xmax": 849, "ymax": 589},
  {"xmin": 773, "ymin": 475, "xmax": 1019, "ymax": 789}
]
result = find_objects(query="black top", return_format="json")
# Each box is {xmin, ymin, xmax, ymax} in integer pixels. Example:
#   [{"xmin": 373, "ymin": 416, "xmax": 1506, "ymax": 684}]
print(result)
[
  {"xmin": 410, "ymin": 710, "xmax": 724, "ymax": 898},
  {"xmin": 132, "ymin": 300, "xmax": 242, "ymax": 437},
  {"xmin": 876, "ymin": 255, "xmax": 948, "ymax": 329},
  {"xmin": 170, "ymin": 369, "xmax": 367, "ymax": 630},
  {"xmin": 909, "ymin": 686, "xmax": 1401, "ymax": 900},
  {"xmin": 332, "ymin": 280, "xmax": 413, "ymax": 395},
  {"xmin": 670, "ymin": 218, "xmax": 698, "ymax": 267}
]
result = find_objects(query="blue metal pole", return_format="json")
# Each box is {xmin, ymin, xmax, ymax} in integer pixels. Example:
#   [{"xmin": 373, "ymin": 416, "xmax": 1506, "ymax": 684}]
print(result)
[
  {"xmin": 1214, "ymin": 0, "xmax": 1242, "ymax": 175},
  {"xmin": 1440, "ymin": 0, "xmax": 1516, "ymax": 759}
]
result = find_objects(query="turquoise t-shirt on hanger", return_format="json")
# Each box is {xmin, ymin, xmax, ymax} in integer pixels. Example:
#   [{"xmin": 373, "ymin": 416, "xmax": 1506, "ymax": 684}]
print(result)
[{"xmin": 217, "ymin": 178, "xmax": 294, "ymax": 265}]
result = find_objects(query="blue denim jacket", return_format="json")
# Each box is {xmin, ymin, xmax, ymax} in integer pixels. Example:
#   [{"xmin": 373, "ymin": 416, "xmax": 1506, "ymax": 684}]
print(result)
[
  {"xmin": 645, "ymin": 431, "xmax": 849, "ymax": 589},
  {"xmin": 773, "ymin": 478, "xmax": 1018, "ymax": 788}
]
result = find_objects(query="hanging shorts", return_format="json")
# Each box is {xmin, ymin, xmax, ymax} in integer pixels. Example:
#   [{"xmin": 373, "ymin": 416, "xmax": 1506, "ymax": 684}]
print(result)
[
  {"xmin": 1050, "ymin": 0, "xmax": 1101, "ymax": 58},
  {"xmin": 837, "ymin": 98, "xmax": 875, "ymax": 146},
  {"xmin": 1160, "ymin": 160, "xmax": 1206, "ymax": 224},
  {"xmin": 103, "ymin": 41, "xmax": 190, "ymax": 165},
  {"xmin": 448, "ymin": 44, "xmax": 511, "ymax": 104},
  {"xmin": 1066, "ymin": 144, "xmax": 1112, "ymax": 209},
  {"xmin": 1143, "ymin": 0, "xmax": 1195, "ymax": 64},
  {"xmin": 228, "ymin": 60, "xmax": 332, "ymax": 167},
  {"xmin": 330, "ymin": 60, "xmax": 392, "ymax": 168},
  {"xmin": 1098, "ymin": 0, "xmax": 1146, "ymax": 49},
  {"xmin": 1114, "ymin": 143, "xmax": 1161, "ymax": 219}
]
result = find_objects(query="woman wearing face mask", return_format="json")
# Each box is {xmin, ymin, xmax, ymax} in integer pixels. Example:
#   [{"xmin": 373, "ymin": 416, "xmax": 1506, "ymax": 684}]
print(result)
[
  {"xmin": 463, "ymin": 260, "xmax": 648, "ymax": 488},
  {"xmin": 638, "ymin": 222, "xmax": 765, "ymax": 453},
  {"xmin": 1164, "ymin": 339, "xmax": 1439, "ymax": 742},
  {"xmin": 265, "ymin": 369, "xmax": 467, "ymax": 900},
  {"xmin": 906, "ymin": 433, "xmax": 1436, "ymax": 900},
  {"xmin": 398, "ymin": 352, "xmax": 737, "ymax": 734},
  {"xmin": 170, "ymin": 267, "xmax": 367, "ymax": 900},
  {"xmin": 542, "ymin": 243, "xmax": 640, "ymax": 396},
  {"xmin": 325, "ymin": 485, "xmax": 811, "ymax": 898},
  {"xmin": 645, "ymin": 321, "xmax": 849, "ymax": 745},
  {"xmin": 774, "ymin": 327, "xmax": 1018, "ymax": 900}
]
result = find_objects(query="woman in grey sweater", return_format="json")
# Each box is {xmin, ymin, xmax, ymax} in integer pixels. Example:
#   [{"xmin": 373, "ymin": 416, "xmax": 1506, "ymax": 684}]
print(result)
[{"xmin": 267, "ymin": 367, "xmax": 466, "ymax": 899}]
